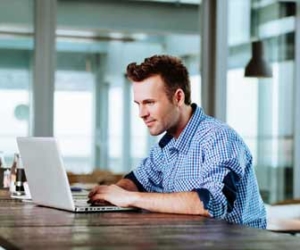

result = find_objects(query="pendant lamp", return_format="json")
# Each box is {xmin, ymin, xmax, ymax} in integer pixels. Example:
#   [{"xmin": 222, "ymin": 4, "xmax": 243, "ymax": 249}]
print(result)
[{"xmin": 244, "ymin": 40, "xmax": 272, "ymax": 78}]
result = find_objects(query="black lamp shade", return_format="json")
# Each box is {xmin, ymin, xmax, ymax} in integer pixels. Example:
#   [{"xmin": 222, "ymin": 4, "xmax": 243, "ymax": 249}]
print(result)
[{"xmin": 244, "ymin": 41, "xmax": 273, "ymax": 78}]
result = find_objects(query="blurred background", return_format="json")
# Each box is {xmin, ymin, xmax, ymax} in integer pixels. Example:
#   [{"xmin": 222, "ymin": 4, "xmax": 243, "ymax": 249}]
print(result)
[{"xmin": 0, "ymin": 0, "xmax": 299, "ymax": 205}]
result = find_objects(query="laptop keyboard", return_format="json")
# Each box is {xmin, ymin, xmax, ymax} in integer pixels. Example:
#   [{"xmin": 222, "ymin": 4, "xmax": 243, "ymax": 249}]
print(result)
[
  {"xmin": 74, "ymin": 199, "xmax": 90, "ymax": 207},
  {"xmin": 73, "ymin": 197, "xmax": 116, "ymax": 207},
  {"xmin": 71, "ymin": 191, "xmax": 116, "ymax": 207}
]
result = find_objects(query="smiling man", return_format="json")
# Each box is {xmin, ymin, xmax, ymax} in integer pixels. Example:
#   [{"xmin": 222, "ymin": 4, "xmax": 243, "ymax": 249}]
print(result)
[{"xmin": 88, "ymin": 55, "xmax": 266, "ymax": 229}]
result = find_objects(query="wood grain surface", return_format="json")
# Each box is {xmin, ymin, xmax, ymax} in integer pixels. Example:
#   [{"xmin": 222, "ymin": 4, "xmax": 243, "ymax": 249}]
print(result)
[{"xmin": 0, "ymin": 191, "xmax": 299, "ymax": 250}]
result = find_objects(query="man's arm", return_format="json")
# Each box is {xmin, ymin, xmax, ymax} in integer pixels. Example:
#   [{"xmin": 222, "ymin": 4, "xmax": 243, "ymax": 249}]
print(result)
[
  {"xmin": 88, "ymin": 184, "xmax": 210, "ymax": 216},
  {"xmin": 130, "ymin": 189, "xmax": 210, "ymax": 216}
]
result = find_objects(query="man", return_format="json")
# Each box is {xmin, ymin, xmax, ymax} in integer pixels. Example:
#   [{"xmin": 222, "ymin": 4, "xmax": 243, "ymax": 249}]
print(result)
[{"xmin": 89, "ymin": 55, "xmax": 266, "ymax": 229}]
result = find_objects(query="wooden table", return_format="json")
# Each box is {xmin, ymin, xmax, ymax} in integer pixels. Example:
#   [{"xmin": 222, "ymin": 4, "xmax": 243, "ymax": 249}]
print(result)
[{"xmin": 1, "ymin": 191, "xmax": 300, "ymax": 249}]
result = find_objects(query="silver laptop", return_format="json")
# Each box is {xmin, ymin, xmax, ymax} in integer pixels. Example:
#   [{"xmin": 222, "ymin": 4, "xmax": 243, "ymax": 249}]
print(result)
[{"xmin": 16, "ymin": 137, "xmax": 134, "ymax": 213}]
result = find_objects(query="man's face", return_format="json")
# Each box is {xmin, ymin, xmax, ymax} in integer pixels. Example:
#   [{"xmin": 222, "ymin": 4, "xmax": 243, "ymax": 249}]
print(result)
[{"xmin": 133, "ymin": 75, "xmax": 180, "ymax": 136}]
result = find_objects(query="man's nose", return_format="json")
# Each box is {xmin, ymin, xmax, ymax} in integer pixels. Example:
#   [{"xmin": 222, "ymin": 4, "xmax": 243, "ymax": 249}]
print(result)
[{"xmin": 139, "ymin": 105, "xmax": 148, "ymax": 118}]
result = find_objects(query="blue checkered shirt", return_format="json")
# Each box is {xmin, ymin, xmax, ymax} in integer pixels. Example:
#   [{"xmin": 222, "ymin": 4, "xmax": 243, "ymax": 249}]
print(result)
[{"xmin": 126, "ymin": 104, "xmax": 266, "ymax": 229}]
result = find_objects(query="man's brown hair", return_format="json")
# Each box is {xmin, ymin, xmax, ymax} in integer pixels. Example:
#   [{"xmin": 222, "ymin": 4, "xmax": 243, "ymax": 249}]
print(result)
[{"xmin": 126, "ymin": 55, "xmax": 191, "ymax": 105}]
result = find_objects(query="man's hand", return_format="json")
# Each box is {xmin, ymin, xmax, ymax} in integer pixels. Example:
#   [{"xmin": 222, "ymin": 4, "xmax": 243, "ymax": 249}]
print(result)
[{"xmin": 88, "ymin": 184, "xmax": 137, "ymax": 208}]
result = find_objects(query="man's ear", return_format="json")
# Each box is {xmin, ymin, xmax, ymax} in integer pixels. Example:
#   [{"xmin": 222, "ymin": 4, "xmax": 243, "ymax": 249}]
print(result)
[{"xmin": 174, "ymin": 89, "xmax": 185, "ymax": 106}]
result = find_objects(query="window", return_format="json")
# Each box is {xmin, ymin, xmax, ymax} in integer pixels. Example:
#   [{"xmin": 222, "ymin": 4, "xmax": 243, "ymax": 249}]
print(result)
[
  {"xmin": 227, "ymin": 0, "xmax": 296, "ymax": 203},
  {"xmin": 0, "ymin": 69, "xmax": 30, "ymax": 162},
  {"xmin": 54, "ymin": 70, "xmax": 94, "ymax": 173},
  {"xmin": 0, "ymin": 0, "xmax": 33, "ymax": 164}
]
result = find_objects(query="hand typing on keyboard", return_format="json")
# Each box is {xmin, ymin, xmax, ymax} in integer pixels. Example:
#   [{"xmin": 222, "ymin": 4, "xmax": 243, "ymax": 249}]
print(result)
[{"xmin": 87, "ymin": 199, "xmax": 114, "ymax": 206}]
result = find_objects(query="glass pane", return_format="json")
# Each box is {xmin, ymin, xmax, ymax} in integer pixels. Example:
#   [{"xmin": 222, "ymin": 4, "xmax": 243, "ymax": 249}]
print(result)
[
  {"xmin": 227, "ymin": 69, "xmax": 258, "ymax": 166},
  {"xmin": 54, "ymin": 70, "xmax": 94, "ymax": 173},
  {"xmin": 190, "ymin": 74, "xmax": 201, "ymax": 106},
  {"xmin": 0, "ymin": 0, "xmax": 33, "ymax": 164},
  {"xmin": 108, "ymin": 87, "xmax": 123, "ymax": 173},
  {"xmin": 227, "ymin": 0, "xmax": 296, "ymax": 203}
]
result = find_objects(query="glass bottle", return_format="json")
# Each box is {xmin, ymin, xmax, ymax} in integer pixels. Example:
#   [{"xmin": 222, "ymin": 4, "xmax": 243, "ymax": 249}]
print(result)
[
  {"xmin": 9, "ymin": 153, "xmax": 18, "ymax": 193},
  {"xmin": 0, "ymin": 151, "xmax": 10, "ymax": 189},
  {"xmin": 14, "ymin": 155, "xmax": 27, "ymax": 196}
]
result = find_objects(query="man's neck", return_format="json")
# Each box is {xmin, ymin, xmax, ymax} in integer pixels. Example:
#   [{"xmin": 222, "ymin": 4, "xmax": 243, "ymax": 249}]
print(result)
[{"xmin": 173, "ymin": 104, "xmax": 193, "ymax": 139}]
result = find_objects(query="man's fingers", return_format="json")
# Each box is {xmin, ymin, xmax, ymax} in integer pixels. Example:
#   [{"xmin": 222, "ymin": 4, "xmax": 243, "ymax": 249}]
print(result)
[
  {"xmin": 88, "ymin": 193, "xmax": 103, "ymax": 202},
  {"xmin": 87, "ymin": 197, "xmax": 107, "ymax": 205},
  {"xmin": 88, "ymin": 186, "xmax": 99, "ymax": 198},
  {"xmin": 88, "ymin": 185, "xmax": 108, "ymax": 198}
]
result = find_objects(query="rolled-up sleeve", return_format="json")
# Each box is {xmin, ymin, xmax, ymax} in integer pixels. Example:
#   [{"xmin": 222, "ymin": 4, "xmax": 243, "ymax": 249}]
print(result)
[{"xmin": 195, "ymin": 128, "xmax": 247, "ymax": 219}]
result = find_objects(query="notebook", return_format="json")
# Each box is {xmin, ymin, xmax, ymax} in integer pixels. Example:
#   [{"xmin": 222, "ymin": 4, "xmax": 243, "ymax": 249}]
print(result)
[{"xmin": 16, "ymin": 137, "xmax": 134, "ymax": 213}]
